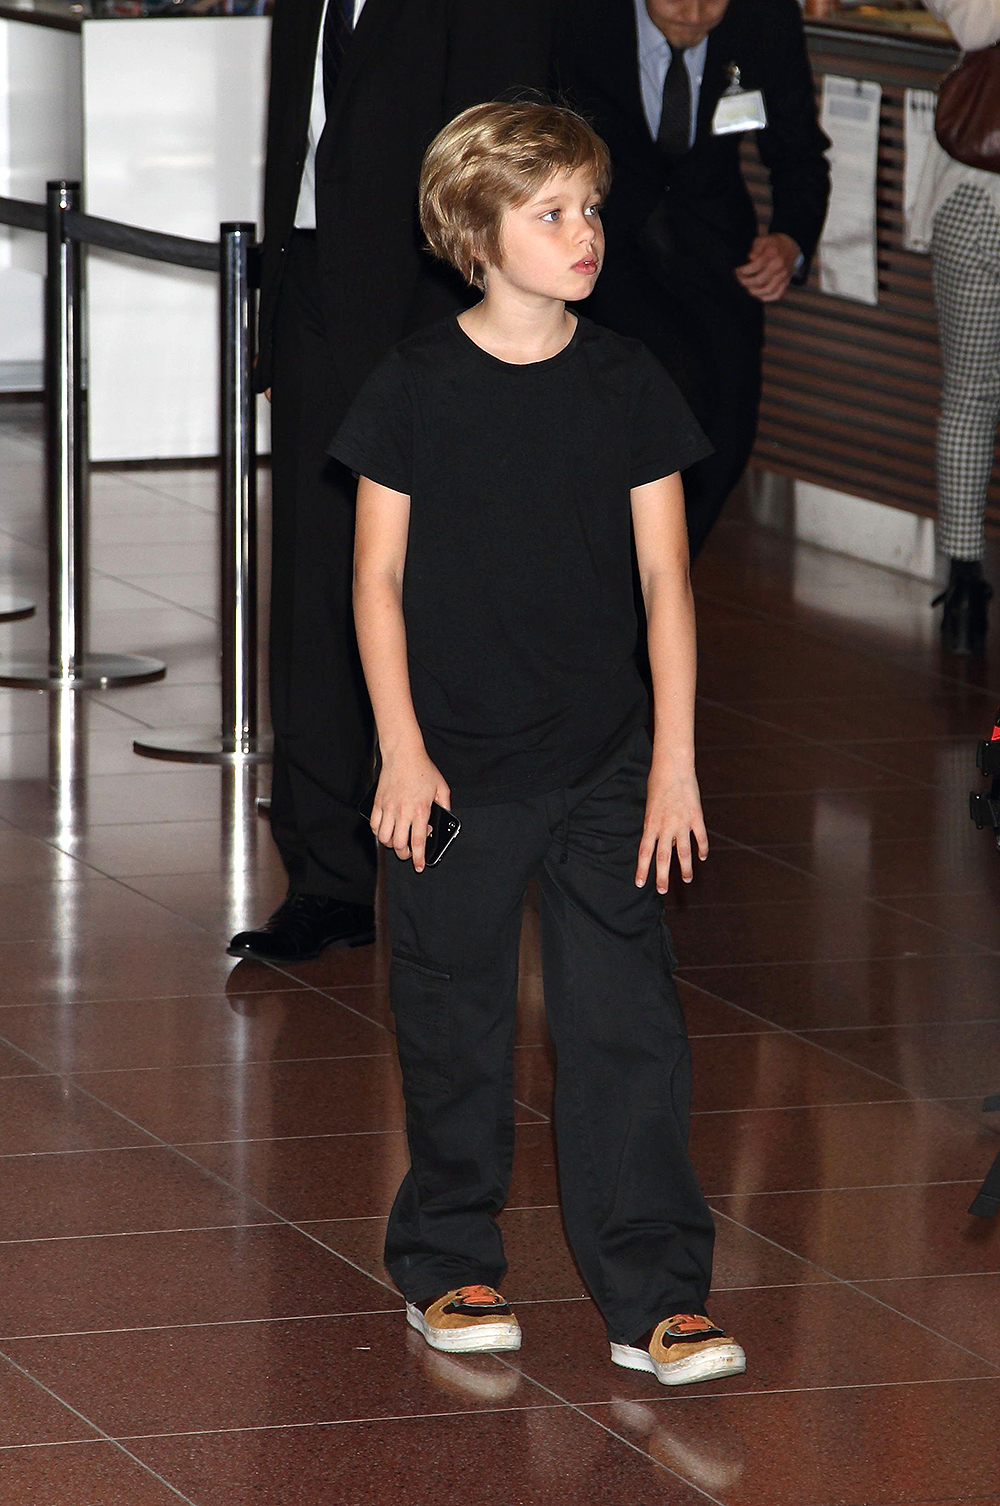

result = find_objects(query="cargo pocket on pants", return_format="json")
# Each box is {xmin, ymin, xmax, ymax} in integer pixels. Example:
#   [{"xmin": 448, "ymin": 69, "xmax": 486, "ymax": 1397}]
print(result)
[
  {"xmin": 659, "ymin": 918, "xmax": 679, "ymax": 974},
  {"xmin": 657, "ymin": 918, "xmax": 689, "ymax": 1042},
  {"xmin": 390, "ymin": 949, "xmax": 452, "ymax": 1095}
]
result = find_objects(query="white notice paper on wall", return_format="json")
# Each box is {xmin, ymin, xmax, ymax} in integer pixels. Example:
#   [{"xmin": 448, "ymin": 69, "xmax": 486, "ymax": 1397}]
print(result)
[
  {"xmin": 818, "ymin": 74, "xmax": 882, "ymax": 305},
  {"xmin": 903, "ymin": 88, "xmax": 937, "ymax": 251}
]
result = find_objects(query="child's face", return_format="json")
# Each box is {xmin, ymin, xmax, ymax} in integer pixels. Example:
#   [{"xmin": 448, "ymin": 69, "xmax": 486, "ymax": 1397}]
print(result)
[{"xmin": 490, "ymin": 167, "xmax": 604, "ymax": 303}]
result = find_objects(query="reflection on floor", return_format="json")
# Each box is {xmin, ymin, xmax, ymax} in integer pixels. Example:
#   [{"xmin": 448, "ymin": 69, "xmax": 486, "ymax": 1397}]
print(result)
[{"xmin": 1, "ymin": 397, "xmax": 1000, "ymax": 1505}]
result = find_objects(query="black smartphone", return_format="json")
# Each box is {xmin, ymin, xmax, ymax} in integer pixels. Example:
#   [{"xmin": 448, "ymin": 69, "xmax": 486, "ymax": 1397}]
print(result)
[{"xmin": 358, "ymin": 787, "xmax": 461, "ymax": 866}]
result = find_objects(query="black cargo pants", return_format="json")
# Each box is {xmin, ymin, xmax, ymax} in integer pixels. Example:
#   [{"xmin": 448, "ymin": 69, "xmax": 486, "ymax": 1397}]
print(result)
[{"xmin": 383, "ymin": 728, "xmax": 715, "ymax": 1346}]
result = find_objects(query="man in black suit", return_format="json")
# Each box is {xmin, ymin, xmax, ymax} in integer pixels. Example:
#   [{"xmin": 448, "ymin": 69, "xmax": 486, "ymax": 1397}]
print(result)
[
  {"xmin": 229, "ymin": 0, "xmax": 552, "ymax": 963},
  {"xmin": 556, "ymin": 0, "xmax": 829, "ymax": 556}
]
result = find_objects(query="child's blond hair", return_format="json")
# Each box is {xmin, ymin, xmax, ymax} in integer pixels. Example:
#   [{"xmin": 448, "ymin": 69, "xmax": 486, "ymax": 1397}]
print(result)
[{"xmin": 419, "ymin": 100, "xmax": 611, "ymax": 290}]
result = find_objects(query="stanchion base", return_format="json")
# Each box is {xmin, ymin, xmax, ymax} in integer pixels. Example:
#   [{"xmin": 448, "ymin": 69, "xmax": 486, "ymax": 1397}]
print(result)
[
  {"xmin": 132, "ymin": 727, "xmax": 273, "ymax": 765},
  {"xmin": 0, "ymin": 596, "xmax": 35, "ymax": 623},
  {"xmin": 0, "ymin": 653, "xmax": 165, "ymax": 690}
]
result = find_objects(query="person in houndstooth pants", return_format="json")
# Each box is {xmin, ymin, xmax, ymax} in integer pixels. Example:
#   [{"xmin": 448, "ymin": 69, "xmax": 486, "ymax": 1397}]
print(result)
[{"xmin": 912, "ymin": 0, "xmax": 1000, "ymax": 654}]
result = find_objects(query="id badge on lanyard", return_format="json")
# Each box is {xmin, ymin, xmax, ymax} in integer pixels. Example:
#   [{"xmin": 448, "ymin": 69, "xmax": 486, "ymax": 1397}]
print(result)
[{"xmin": 712, "ymin": 62, "xmax": 767, "ymax": 135}]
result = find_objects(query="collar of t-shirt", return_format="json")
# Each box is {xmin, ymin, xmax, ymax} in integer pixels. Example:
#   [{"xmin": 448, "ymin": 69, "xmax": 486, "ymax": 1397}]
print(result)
[
  {"xmin": 632, "ymin": 0, "xmax": 708, "ymax": 148},
  {"xmin": 294, "ymin": 0, "xmax": 368, "ymax": 231}
]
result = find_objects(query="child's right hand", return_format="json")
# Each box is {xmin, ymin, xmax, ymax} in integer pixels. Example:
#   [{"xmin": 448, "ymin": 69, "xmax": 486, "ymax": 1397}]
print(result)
[{"xmin": 368, "ymin": 748, "xmax": 451, "ymax": 873}]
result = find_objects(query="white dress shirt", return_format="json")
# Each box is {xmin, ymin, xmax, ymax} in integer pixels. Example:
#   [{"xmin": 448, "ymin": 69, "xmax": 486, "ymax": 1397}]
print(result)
[
  {"xmin": 294, "ymin": 0, "xmax": 367, "ymax": 230},
  {"xmin": 632, "ymin": 0, "xmax": 708, "ymax": 147},
  {"xmin": 923, "ymin": 0, "xmax": 1000, "ymax": 48}
]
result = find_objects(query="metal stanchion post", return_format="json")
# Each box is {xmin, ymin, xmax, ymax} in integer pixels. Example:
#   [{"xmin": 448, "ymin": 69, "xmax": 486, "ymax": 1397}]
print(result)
[
  {"xmin": 0, "ymin": 181, "xmax": 165, "ymax": 689},
  {"xmin": 133, "ymin": 223, "xmax": 270, "ymax": 763}
]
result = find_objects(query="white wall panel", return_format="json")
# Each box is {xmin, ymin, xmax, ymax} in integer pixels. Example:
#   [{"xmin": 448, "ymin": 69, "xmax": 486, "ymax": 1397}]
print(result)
[
  {"xmin": 0, "ymin": 20, "xmax": 83, "ymax": 386},
  {"xmin": 83, "ymin": 16, "xmax": 270, "ymax": 460}
]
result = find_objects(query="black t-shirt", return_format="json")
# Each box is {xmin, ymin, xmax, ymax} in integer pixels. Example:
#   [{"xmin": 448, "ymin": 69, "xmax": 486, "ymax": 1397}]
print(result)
[{"xmin": 331, "ymin": 314, "xmax": 710, "ymax": 806}]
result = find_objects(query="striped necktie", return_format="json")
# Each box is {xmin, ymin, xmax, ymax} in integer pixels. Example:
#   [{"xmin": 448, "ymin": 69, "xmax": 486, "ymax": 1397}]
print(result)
[
  {"xmin": 657, "ymin": 46, "xmax": 691, "ymax": 166},
  {"xmin": 323, "ymin": 0, "xmax": 356, "ymax": 111}
]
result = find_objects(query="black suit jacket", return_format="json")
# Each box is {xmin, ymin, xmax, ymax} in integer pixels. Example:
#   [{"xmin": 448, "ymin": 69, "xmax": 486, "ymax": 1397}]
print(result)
[
  {"xmin": 257, "ymin": 0, "xmax": 553, "ymax": 402},
  {"xmin": 555, "ymin": 0, "xmax": 830, "ymax": 331}
]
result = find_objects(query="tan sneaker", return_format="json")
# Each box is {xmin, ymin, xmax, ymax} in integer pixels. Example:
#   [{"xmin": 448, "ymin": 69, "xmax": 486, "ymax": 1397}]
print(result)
[
  {"xmin": 406, "ymin": 1285, "xmax": 521, "ymax": 1354},
  {"xmin": 610, "ymin": 1313, "xmax": 746, "ymax": 1387}
]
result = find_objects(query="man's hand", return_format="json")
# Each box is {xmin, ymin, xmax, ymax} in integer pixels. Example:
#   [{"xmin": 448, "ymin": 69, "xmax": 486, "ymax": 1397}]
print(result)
[
  {"xmin": 735, "ymin": 232, "xmax": 800, "ymax": 304},
  {"xmin": 370, "ymin": 746, "xmax": 451, "ymax": 873},
  {"xmin": 635, "ymin": 755, "xmax": 709, "ymax": 894}
]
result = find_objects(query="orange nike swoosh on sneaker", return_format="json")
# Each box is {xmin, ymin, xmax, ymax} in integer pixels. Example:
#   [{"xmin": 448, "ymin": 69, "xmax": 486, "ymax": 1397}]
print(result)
[
  {"xmin": 661, "ymin": 1314, "xmax": 723, "ymax": 1338},
  {"xmin": 454, "ymin": 1285, "xmax": 507, "ymax": 1307}
]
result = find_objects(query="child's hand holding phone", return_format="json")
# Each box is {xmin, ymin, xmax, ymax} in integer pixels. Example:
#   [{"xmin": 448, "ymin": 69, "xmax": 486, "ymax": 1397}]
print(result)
[{"xmin": 362, "ymin": 749, "xmax": 456, "ymax": 873}]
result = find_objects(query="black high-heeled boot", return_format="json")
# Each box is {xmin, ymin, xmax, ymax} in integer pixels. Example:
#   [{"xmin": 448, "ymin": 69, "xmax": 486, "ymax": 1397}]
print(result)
[{"xmin": 932, "ymin": 561, "xmax": 993, "ymax": 657}]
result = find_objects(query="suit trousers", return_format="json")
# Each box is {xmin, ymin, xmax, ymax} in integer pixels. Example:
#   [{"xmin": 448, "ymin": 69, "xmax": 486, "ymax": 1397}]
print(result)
[
  {"xmin": 383, "ymin": 728, "xmax": 716, "ymax": 1346},
  {"xmin": 681, "ymin": 317, "xmax": 762, "ymax": 560},
  {"xmin": 268, "ymin": 231, "xmax": 377, "ymax": 904},
  {"xmin": 586, "ymin": 240, "xmax": 763, "ymax": 559}
]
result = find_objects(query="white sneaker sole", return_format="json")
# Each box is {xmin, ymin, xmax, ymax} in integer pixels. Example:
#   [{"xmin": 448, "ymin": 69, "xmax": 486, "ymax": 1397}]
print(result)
[
  {"xmin": 610, "ymin": 1339, "xmax": 746, "ymax": 1387},
  {"xmin": 406, "ymin": 1302, "xmax": 522, "ymax": 1354}
]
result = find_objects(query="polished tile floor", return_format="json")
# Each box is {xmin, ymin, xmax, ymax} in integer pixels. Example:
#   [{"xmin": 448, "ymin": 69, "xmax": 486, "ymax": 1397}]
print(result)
[{"xmin": 1, "ymin": 397, "xmax": 999, "ymax": 1504}]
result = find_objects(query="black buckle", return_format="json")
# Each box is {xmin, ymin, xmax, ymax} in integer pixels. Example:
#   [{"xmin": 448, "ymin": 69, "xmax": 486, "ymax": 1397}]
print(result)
[
  {"xmin": 969, "ymin": 791, "xmax": 1000, "ymax": 831},
  {"xmin": 969, "ymin": 710, "xmax": 1000, "ymax": 848},
  {"xmin": 976, "ymin": 739, "xmax": 1000, "ymax": 777}
]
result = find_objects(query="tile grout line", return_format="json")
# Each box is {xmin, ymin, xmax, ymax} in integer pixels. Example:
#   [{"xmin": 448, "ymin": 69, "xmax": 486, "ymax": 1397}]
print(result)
[
  {"xmin": 1, "ymin": 481, "xmax": 1000, "ymax": 1481},
  {"xmin": 0, "ymin": 984, "xmax": 309, "ymax": 1014},
  {"xmin": 691, "ymin": 582, "xmax": 1000, "ymax": 699},
  {"xmin": 490, "ymin": 1355, "xmax": 725, "ymax": 1506},
  {"xmin": 678, "ymin": 972, "xmax": 937, "ymax": 1098},
  {"xmin": 682, "ymin": 827, "xmax": 1000, "ymax": 960},
  {"xmin": 491, "ymin": 1357, "xmax": 730, "ymax": 1506},
  {"xmin": 0, "ymin": 1032, "xmax": 410, "ymax": 1309},
  {"xmin": 0, "ymin": 1349, "xmax": 203, "ymax": 1505},
  {"xmin": 708, "ymin": 1206, "xmax": 1000, "ymax": 1376},
  {"xmin": 0, "ymin": 1023, "xmax": 784, "ymax": 1079},
  {"xmin": 4, "ymin": 1017, "xmax": 996, "ymax": 1129},
  {"xmin": 861, "ymin": 1269, "xmax": 1000, "ymax": 1286},
  {"xmin": 709, "ymin": 1177, "xmax": 985, "ymax": 1200},
  {"xmin": 0, "ymin": 1306, "xmax": 431, "ymax": 1345},
  {"xmin": 666, "ymin": 888, "xmax": 1000, "ymax": 910},
  {"xmin": 1, "ymin": 1285, "xmax": 831, "ymax": 1347},
  {"xmin": 678, "ymin": 958, "xmax": 1000, "ymax": 1118},
  {"xmin": 0, "ymin": 1221, "xmax": 280, "ymax": 1248},
  {"xmin": 7, "ymin": 1050, "xmax": 995, "ymax": 1487},
  {"xmin": 9, "ymin": 1373, "xmax": 999, "ymax": 1464},
  {"xmin": 0, "ymin": 1402, "xmax": 572, "ymax": 1454},
  {"xmin": 0, "ymin": 1095, "xmax": 546, "ymax": 1155},
  {"xmin": 55, "ymin": 1049, "xmax": 396, "ymax": 1076},
  {"xmin": 516, "ymin": 1372, "xmax": 1000, "ymax": 1412},
  {"xmin": 695, "ymin": 692, "xmax": 943, "ymax": 794},
  {"xmin": 678, "ymin": 948, "xmax": 994, "ymax": 969},
  {"xmin": 802, "ymin": 1016, "xmax": 1000, "ymax": 1033},
  {"xmin": 0, "ymin": 1439, "xmax": 109, "ymax": 1454}
]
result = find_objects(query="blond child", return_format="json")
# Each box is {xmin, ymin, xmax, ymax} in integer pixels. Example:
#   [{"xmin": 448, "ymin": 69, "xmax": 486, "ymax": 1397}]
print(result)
[{"xmin": 331, "ymin": 101, "xmax": 744, "ymax": 1386}]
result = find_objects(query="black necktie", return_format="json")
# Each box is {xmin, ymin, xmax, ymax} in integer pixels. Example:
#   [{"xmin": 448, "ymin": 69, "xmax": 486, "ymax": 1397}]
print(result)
[
  {"xmin": 323, "ymin": 0, "xmax": 356, "ymax": 111},
  {"xmin": 657, "ymin": 46, "xmax": 690, "ymax": 166}
]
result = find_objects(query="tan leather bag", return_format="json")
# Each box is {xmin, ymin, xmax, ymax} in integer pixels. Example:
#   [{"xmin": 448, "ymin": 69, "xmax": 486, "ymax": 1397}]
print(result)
[{"xmin": 935, "ymin": 44, "xmax": 1000, "ymax": 172}]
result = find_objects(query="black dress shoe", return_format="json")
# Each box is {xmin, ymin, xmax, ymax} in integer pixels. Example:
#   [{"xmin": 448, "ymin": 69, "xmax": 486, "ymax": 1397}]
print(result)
[
  {"xmin": 227, "ymin": 893, "xmax": 376, "ymax": 963},
  {"xmin": 932, "ymin": 575, "xmax": 993, "ymax": 656}
]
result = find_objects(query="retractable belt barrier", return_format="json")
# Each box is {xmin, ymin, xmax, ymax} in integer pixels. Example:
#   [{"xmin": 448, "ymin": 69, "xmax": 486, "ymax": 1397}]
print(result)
[{"xmin": 0, "ymin": 182, "xmax": 269, "ymax": 763}]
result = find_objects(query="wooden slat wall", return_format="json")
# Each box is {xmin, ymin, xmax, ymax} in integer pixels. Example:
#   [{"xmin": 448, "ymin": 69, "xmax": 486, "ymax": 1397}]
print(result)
[{"xmin": 744, "ymin": 28, "xmax": 1000, "ymax": 533}]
